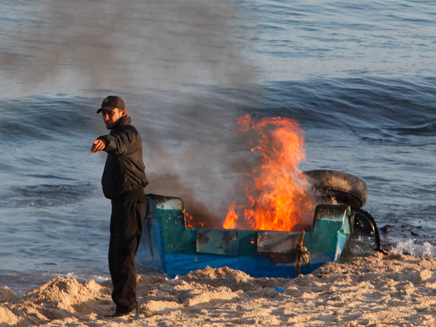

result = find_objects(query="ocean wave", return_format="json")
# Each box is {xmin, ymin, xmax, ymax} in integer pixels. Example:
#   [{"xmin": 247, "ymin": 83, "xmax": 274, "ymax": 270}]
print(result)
[
  {"xmin": 1, "ymin": 94, "xmax": 96, "ymax": 142},
  {"xmin": 0, "ymin": 183, "xmax": 96, "ymax": 208}
]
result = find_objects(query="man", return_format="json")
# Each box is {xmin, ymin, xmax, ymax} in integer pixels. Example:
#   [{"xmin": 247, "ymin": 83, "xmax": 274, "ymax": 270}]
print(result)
[{"xmin": 91, "ymin": 95, "xmax": 148, "ymax": 317}]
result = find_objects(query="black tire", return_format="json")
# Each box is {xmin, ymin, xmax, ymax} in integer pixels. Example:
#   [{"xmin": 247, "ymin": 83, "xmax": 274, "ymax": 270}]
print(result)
[
  {"xmin": 350, "ymin": 208, "xmax": 381, "ymax": 252},
  {"xmin": 304, "ymin": 170, "xmax": 368, "ymax": 208}
]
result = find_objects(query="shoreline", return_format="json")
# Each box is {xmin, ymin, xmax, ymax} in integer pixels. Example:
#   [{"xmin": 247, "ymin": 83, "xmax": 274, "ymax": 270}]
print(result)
[{"xmin": 1, "ymin": 251, "xmax": 436, "ymax": 326}]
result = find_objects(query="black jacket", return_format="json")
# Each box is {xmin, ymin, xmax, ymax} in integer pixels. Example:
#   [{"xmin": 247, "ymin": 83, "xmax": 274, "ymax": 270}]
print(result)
[{"xmin": 98, "ymin": 116, "xmax": 148, "ymax": 199}]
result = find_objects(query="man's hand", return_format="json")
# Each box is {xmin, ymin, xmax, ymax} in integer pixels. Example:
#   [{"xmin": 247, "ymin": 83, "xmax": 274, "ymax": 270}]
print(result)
[{"xmin": 91, "ymin": 139, "xmax": 106, "ymax": 154}]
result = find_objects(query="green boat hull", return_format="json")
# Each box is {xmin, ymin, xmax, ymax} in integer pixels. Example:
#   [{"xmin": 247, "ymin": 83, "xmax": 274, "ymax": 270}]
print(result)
[{"xmin": 137, "ymin": 194, "xmax": 352, "ymax": 278}]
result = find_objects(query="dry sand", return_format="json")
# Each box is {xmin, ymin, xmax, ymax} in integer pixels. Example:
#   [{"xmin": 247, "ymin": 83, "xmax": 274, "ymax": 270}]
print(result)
[{"xmin": 1, "ymin": 251, "xmax": 436, "ymax": 326}]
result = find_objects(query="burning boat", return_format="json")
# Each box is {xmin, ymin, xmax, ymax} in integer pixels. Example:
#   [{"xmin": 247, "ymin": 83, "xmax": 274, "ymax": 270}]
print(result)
[
  {"xmin": 137, "ymin": 115, "xmax": 380, "ymax": 278},
  {"xmin": 137, "ymin": 170, "xmax": 381, "ymax": 278}
]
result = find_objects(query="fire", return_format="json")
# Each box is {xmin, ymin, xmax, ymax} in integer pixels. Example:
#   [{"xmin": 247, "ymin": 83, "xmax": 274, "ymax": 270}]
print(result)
[
  {"xmin": 223, "ymin": 114, "xmax": 315, "ymax": 232},
  {"xmin": 186, "ymin": 213, "xmax": 204, "ymax": 228},
  {"xmin": 223, "ymin": 203, "xmax": 238, "ymax": 229}
]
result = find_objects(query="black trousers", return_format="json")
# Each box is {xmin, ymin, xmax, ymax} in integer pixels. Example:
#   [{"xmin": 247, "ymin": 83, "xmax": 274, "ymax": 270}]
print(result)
[{"xmin": 109, "ymin": 190, "xmax": 147, "ymax": 313}]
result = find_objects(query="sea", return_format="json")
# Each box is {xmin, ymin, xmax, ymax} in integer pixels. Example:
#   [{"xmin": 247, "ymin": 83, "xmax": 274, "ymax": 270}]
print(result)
[{"xmin": 1, "ymin": 0, "xmax": 436, "ymax": 295}]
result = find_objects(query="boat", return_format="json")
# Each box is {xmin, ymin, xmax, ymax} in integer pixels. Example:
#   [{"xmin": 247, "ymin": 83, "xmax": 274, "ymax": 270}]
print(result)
[{"xmin": 137, "ymin": 170, "xmax": 381, "ymax": 278}]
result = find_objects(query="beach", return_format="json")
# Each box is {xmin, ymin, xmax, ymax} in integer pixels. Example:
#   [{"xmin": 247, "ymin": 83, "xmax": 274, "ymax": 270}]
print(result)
[
  {"xmin": 1, "ymin": 251, "xmax": 435, "ymax": 326},
  {"xmin": 1, "ymin": 1, "xmax": 436, "ymax": 323},
  {"xmin": 1, "ymin": 1, "xmax": 436, "ymax": 326}
]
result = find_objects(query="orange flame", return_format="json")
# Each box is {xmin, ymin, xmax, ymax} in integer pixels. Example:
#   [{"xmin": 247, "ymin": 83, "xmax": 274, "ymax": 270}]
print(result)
[
  {"xmin": 223, "ymin": 114, "xmax": 315, "ymax": 231},
  {"xmin": 185, "ymin": 212, "xmax": 204, "ymax": 228},
  {"xmin": 223, "ymin": 203, "xmax": 238, "ymax": 229}
]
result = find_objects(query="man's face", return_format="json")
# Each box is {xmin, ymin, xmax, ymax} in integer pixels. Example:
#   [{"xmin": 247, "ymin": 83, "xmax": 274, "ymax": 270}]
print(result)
[{"xmin": 101, "ymin": 108, "xmax": 125, "ymax": 129}]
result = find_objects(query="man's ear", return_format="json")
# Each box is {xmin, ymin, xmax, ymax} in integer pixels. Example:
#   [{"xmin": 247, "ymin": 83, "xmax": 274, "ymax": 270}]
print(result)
[{"xmin": 120, "ymin": 109, "xmax": 127, "ymax": 117}]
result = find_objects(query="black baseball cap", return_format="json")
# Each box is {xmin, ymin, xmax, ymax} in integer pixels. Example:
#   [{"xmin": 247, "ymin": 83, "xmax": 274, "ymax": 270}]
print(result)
[{"xmin": 96, "ymin": 96, "xmax": 125, "ymax": 113}]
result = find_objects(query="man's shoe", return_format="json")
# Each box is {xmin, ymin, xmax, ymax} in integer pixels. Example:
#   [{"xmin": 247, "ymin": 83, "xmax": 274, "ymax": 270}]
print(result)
[{"xmin": 106, "ymin": 307, "xmax": 137, "ymax": 318}]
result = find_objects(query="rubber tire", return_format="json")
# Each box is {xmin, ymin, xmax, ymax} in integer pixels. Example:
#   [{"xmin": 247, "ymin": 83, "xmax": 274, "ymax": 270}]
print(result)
[
  {"xmin": 350, "ymin": 208, "xmax": 381, "ymax": 252},
  {"xmin": 304, "ymin": 170, "xmax": 368, "ymax": 208}
]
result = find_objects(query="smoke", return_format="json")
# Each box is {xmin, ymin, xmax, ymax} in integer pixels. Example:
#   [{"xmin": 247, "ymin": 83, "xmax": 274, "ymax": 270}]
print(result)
[
  {"xmin": 1, "ymin": 0, "xmax": 263, "ymax": 223},
  {"xmin": 1, "ymin": 0, "xmax": 258, "ymax": 93},
  {"xmin": 135, "ymin": 95, "xmax": 257, "ymax": 220}
]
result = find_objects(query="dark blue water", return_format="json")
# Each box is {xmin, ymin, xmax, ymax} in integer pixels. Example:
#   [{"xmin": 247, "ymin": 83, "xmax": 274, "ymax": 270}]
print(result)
[{"xmin": 1, "ymin": 0, "xmax": 436, "ymax": 294}]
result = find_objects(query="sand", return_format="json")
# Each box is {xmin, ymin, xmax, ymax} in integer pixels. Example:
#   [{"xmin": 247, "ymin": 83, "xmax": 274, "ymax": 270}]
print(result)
[{"xmin": 1, "ymin": 251, "xmax": 436, "ymax": 326}]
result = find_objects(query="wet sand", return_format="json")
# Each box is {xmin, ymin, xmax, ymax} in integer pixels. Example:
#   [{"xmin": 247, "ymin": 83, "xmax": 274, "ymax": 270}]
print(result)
[{"xmin": 1, "ymin": 251, "xmax": 436, "ymax": 326}]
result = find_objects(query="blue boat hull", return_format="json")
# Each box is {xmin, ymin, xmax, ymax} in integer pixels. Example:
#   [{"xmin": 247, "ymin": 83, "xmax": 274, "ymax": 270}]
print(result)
[{"xmin": 137, "ymin": 194, "xmax": 352, "ymax": 278}]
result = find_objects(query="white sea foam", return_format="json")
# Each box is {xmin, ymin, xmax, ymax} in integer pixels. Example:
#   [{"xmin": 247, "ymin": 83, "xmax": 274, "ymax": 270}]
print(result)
[{"xmin": 392, "ymin": 239, "xmax": 436, "ymax": 258}]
